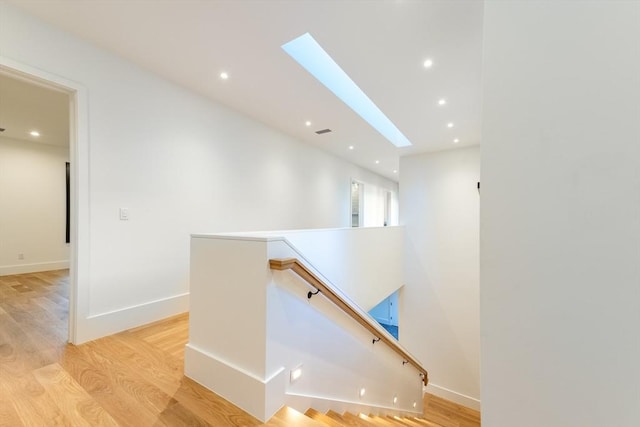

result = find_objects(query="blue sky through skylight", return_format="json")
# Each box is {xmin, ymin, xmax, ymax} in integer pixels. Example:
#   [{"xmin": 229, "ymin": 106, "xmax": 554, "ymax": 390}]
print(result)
[{"xmin": 282, "ymin": 33, "xmax": 412, "ymax": 148}]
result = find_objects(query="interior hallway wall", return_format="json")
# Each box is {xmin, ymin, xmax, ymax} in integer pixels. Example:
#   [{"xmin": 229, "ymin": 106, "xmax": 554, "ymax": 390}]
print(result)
[
  {"xmin": 0, "ymin": 136, "xmax": 70, "ymax": 275},
  {"xmin": 400, "ymin": 146, "xmax": 480, "ymax": 409},
  {"xmin": 481, "ymin": 2, "xmax": 640, "ymax": 426}
]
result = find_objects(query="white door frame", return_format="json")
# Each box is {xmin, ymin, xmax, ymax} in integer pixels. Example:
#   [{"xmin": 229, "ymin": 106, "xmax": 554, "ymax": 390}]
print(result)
[{"xmin": 0, "ymin": 56, "xmax": 89, "ymax": 344}]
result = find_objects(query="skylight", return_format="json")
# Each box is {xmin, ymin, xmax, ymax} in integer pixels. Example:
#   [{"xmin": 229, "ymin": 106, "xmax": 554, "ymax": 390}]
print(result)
[{"xmin": 282, "ymin": 33, "xmax": 412, "ymax": 148}]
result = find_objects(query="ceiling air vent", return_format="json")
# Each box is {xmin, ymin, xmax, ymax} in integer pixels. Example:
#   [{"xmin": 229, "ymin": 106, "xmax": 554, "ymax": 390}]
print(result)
[{"xmin": 315, "ymin": 128, "xmax": 332, "ymax": 135}]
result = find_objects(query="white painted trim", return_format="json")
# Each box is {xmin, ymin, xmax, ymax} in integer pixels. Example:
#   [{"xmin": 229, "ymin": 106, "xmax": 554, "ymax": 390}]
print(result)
[
  {"xmin": 79, "ymin": 293, "xmax": 189, "ymax": 343},
  {"xmin": 425, "ymin": 382, "xmax": 481, "ymax": 411},
  {"xmin": 0, "ymin": 261, "xmax": 70, "ymax": 276},
  {"xmin": 0, "ymin": 56, "xmax": 90, "ymax": 345},
  {"xmin": 185, "ymin": 343, "xmax": 287, "ymax": 422}
]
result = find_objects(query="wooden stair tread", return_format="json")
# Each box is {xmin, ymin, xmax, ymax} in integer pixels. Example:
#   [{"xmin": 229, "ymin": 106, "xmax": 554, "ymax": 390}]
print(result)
[
  {"xmin": 304, "ymin": 408, "xmax": 344, "ymax": 427},
  {"xmin": 368, "ymin": 414, "xmax": 398, "ymax": 426},
  {"xmin": 409, "ymin": 416, "xmax": 447, "ymax": 427},
  {"xmin": 343, "ymin": 412, "xmax": 376, "ymax": 426},
  {"xmin": 386, "ymin": 415, "xmax": 430, "ymax": 427},
  {"xmin": 356, "ymin": 413, "xmax": 391, "ymax": 426},
  {"xmin": 263, "ymin": 406, "xmax": 325, "ymax": 426},
  {"xmin": 328, "ymin": 409, "xmax": 371, "ymax": 426}
]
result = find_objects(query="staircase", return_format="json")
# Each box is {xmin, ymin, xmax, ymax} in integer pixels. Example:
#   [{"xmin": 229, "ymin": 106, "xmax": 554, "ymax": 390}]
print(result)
[
  {"xmin": 266, "ymin": 407, "xmax": 456, "ymax": 426},
  {"xmin": 264, "ymin": 393, "xmax": 481, "ymax": 427},
  {"xmin": 304, "ymin": 408, "xmax": 441, "ymax": 426},
  {"xmin": 189, "ymin": 231, "xmax": 480, "ymax": 426}
]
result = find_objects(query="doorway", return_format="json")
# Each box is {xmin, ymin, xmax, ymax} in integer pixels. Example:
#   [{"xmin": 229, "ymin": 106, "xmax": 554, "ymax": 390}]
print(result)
[
  {"xmin": 350, "ymin": 179, "xmax": 399, "ymax": 227},
  {"xmin": 0, "ymin": 58, "xmax": 87, "ymax": 344}
]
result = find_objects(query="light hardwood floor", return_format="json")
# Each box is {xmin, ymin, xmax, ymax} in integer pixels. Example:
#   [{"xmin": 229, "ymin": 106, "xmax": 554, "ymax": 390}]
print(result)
[{"xmin": 0, "ymin": 270, "xmax": 480, "ymax": 426}]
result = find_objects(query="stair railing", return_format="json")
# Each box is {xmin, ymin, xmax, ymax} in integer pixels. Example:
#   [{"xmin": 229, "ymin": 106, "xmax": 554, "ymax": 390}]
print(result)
[{"xmin": 270, "ymin": 257, "xmax": 428, "ymax": 386}]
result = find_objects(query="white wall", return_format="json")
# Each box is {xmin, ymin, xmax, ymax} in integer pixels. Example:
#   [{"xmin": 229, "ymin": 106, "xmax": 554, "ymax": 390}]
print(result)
[
  {"xmin": 0, "ymin": 3, "xmax": 397, "ymax": 342},
  {"xmin": 276, "ymin": 227, "xmax": 404, "ymax": 312},
  {"xmin": 481, "ymin": 2, "xmax": 640, "ymax": 426},
  {"xmin": 400, "ymin": 147, "xmax": 480, "ymax": 409},
  {"xmin": 0, "ymin": 136, "xmax": 70, "ymax": 275}
]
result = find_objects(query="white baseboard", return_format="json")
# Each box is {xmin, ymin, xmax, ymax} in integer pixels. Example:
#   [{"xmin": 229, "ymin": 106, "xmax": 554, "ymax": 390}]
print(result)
[
  {"xmin": 184, "ymin": 343, "xmax": 286, "ymax": 422},
  {"xmin": 0, "ymin": 260, "xmax": 70, "ymax": 276},
  {"xmin": 425, "ymin": 382, "xmax": 481, "ymax": 411},
  {"xmin": 76, "ymin": 292, "xmax": 190, "ymax": 344}
]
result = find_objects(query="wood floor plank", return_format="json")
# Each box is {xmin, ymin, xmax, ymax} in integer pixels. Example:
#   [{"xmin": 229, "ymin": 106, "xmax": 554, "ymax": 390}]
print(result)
[
  {"xmin": 420, "ymin": 411, "xmax": 460, "ymax": 427},
  {"xmin": 108, "ymin": 332, "xmax": 261, "ymax": 426},
  {"xmin": 84, "ymin": 338, "xmax": 178, "ymax": 418},
  {"xmin": 0, "ymin": 313, "xmax": 58, "ymax": 371},
  {"xmin": 155, "ymin": 400, "xmax": 210, "ymax": 427},
  {"xmin": 33, "ymin": 363, "xmax": 119, "ymax": 427},
  {"xmin": 105, "ymin": 333, "xmax": 184, "ymax": 394},
  {"xmin": 423, "ymin": 394, "xmax": 480, "ymax": 427},
  {"xmin": 1, "ymin": 366, "xmax": 73, "ymax": 427},
  {"xmin": 58, "ymin": 342, "xmax": 167, "ymax": 427},
  {"xmin": 0, "ymin": 379, "xmax": 25, "ymax": 427}
]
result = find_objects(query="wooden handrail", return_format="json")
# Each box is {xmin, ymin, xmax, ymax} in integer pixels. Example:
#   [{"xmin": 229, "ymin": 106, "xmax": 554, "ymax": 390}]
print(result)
[{"xmin": 269, "ymin": 257, "xmax": 428, "ymax": 386}]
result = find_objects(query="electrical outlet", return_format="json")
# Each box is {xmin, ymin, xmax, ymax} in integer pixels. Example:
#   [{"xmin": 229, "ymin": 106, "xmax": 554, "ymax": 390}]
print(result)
[
  {"xmin": 18, "ymin": 253, "xmax": 24, "ymax": 260},
  {"xmin": 119, "ymin": 208, "xmax": 129, "ymax": 221}
]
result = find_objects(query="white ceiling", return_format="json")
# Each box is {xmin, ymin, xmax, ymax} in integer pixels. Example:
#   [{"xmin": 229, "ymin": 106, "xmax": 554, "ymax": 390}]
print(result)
[
  {"xmin": 0, "ymin": 73, "xmax": 70, "ymax": 147},
  {"xmin": 7, "ymin": 0, "xmax": 484, "ymax": 180}
]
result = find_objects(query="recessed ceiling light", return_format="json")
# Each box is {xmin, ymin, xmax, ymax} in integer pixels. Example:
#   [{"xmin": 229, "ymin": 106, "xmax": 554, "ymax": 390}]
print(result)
[
  {"xmin": 305, "ymin": 121, "xmax": 312, "ymax": 127},
  {"xmin": 438, "ymin": 98, "xmax": 446, "ymax": 106},
  {"xmin": 447, "ymin": 122, "xmax": 454, "ymax": 128},
  {"xmin": 375, "ymin": 160, "xmax": 380, "ymax": 164},
  {"xmin": 348, "ymin": 145, "xmax": 354, "ymax": 150},
  {"xmin": 30, "ymin": 130, "xmax": 40, "ymax": 137},
  {"xmin": 282, "ymin": 33, "xmax": 412, "ymax": 148},
  {"xmin": 454, "ymin": 138, "xmax": 460, "ymax": 143},
  {"xmin": 393, "ymin": 170, "xmax": 398, "ymax": 174},
  {"xmin": 423, "ymin": 58, "xmax": 433, "ymax": 68},
  {"xmin": 220, "ymin": 72, "xmax": 229, "ymax": 80}
]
